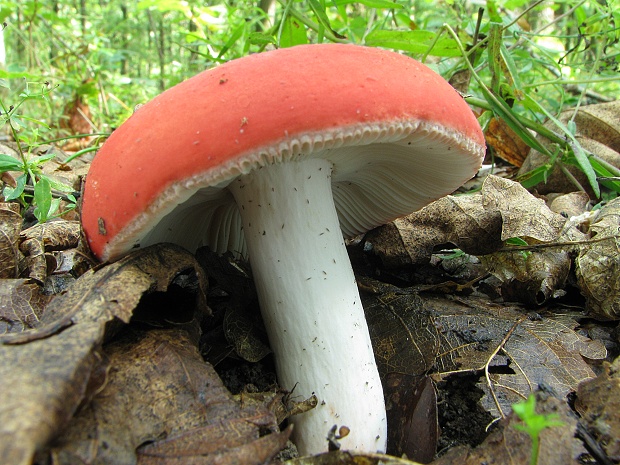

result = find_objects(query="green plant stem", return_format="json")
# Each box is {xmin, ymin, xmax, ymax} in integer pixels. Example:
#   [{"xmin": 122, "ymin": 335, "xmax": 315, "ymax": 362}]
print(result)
[
  {"xmin": 524, "ymin": 75, "xmax": 620, "ymax": 88},
  {"xmin": 277, "ymin": 0, "xmax": 348, "ymax": 43},
  {"xmin": 442, "ymin": 25, "xmax": 554, "ymax": 155},
  {"xmin": 559, "ymin": 163, "xmax": 587, "ymax": 192},
  {"xmin": 463, "ymin": 98, "xmax": 557, "ymax": 147},
  {"xmin": 42, "ymin": 132, "xmax": 109, "ymax": 145},
  {"xmin": 530, "ymin": 436, "xmax": 540, "ymax": 465},
  {"xmin": 22, "ymin": 185, "xmax": 79, "ymax": 202},
  {"xmin": 466, "ymin": 96, "xmax": 620, "ymax": 179},
  {"xmin": 63, "ymin": 145, "xmax": 100, "ymax": 163}
]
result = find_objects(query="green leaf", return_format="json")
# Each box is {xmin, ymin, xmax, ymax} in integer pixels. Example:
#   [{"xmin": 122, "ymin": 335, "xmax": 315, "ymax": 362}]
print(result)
[
  {"xmin": 280, "ymin": 16, "xmax": 308, "ymax": 48},
  {"xmin": 0, "ymin": 154, "xmax": 24, "ymax": 173},
  {"xmin": 589, "ymin": 158, "xmax": 620, "ymax": 194},
  {"xmin": 4, "ymin": 174, "xmax": 27, "ymax": 201},
  {"xmin": 0, "ymin": 67, "xmax": 42, "ymax": 80},
  {"xmin": 488, "ymin": 23, "xmax": 503, "ymax": 95},
  {"xmin": 247, "ymin": 32, "xmax": 276, "ymax": 47},
  {"xmin": 217, "ymin": 22, "xmax": 246, "ymax": 60},
  {"xmin": 513, "ymin": 395, "xmax": 564, "ymax": 440},
  {"xmin": 29, "ymin": 153, "xmax": 56, "ymax": 166},
  {"xmin": 33, "ymin": 177, "xmax": 52, "ymax": 223},
  {"xmin": 505, "ymin": 237, "xmax": 528, "ymax": 246},
  {"xmin": 365, "ymin": 30, "xmax": 461, "ymax": 57},
  {"xmin": 46, "ymin": 177, "xmax": 75, "ymax": 193},
  {"xmin": 516, "ymin": 164, "xmax": 553, "ymax": 190},
  {"xmin": 308, "ymin": 0, "xmax": 333, "ymax": 41}
]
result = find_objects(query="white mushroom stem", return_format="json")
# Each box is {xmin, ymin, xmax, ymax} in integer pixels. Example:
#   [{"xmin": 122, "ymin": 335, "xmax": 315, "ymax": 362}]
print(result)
[{"xmin": 228, "ymin": 158, "xmax": 387, "ymax": 455}]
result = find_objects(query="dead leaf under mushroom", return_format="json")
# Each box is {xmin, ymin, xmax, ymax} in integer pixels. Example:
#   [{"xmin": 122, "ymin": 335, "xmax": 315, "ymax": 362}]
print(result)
[
  {"xmin": 0, "ymin": 279, "xmax": 51, "ymax": 335},
  {"xmin": 49, "ymin": 327, "xmax": 288, "ymax": 465},
  {"xmin": 364, "ymin": 175, "xmax": 575, "ymax": 306},
  {"xmin": 575, "ymin": 197, "xmax": 620, "ymax": 320},
  {"xmin": 0, "ymin": 244, "xmax": 208, "ymax": 465},
  {"xmin": 363, "ymin": 282, "xmax": 606, "ymax": 421},
  {"xmin": 0, "ymin": 202, "xmax": 25, "ymax": 278}
]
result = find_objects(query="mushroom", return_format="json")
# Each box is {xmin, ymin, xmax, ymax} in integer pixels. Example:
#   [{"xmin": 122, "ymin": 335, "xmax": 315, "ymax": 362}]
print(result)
[{"xmin": 81, "ymin": 43, "xmax": 485, "ymax": 455}]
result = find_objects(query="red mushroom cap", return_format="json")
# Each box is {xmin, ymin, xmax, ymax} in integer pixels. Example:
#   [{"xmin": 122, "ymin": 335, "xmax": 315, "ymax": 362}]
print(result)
[{"xmin": 82, "ymin": 43, "xmax": 485, "ymax": 261}]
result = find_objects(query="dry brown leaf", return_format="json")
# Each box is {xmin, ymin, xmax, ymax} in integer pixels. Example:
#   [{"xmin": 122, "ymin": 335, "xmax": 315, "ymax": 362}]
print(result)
[
  {"xmin": 0, "ymin": 203, "xmax": 25, "ymax": 278},
  {"xmin": 366, "ymin": 175, "xmax": 572, "ymax": 305},
  {"xmin": 0, "ymin": 279, "xmax": 51, "ymax": 334},
  {"xmin": 384, "ymin": 374, "xmax": 438, "ymax": 462},
  {"xmin": 365, "ymin": 175, "xmax": 565, "ymax": 269},
  {"xmin": 575, "ymin": 197, "xmax": 620, "ymax": 319},
  {"xmin": 448, "ymin": 68, "xmax": 472, "ymax": 95},
  {"xmin": 575, "ymin": 355, "xmax": 620, "ymax": 459},
  {"xmin": 224, "ymin": 306, "xmax": 271, "ymax": 363},
  {"xmin": 485, "ymin": 117, "xmax": 529, "ymax": 167},
  {"xmin": 548, "ymin": 191, "xmax": 590, "ymax": 218},
  {"xmin": 36, "ymin": 144, "xmax": 86, "ymax": 193},
  {"xmin": 364, "ymin": 288, "xmax": 436, "ymax": 377},
  {"xmin": 362, "ymin": 285, "xmax": 605, "ymax": 419},
  {"xmin": 137, "ymin": 425, "xmax": 291, "ymax": 465},
  {"xmin": 482, "ymin": 176, "xmax": 567, "ymax": 242},
  {"xmin": 19, "ymin": 220, "xmax": 81, "ymax": 283},
  {"xmin": 196, "ymin": 248, "xmax": 273, "ymax": 365},
  {"xmin": 480, "ymin": 247, "xmax": 571, "ymax": 306},
  {"xmin": 49, "ymin": 327, "xmax": 286, "ymax": 465},
  {"xmin": 0, "ymin": 244, "xmax": 207, "ymax": 465}
]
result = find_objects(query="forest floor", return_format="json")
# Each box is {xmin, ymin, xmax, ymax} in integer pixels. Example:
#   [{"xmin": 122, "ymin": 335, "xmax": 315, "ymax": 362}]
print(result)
[{"xmin": 0, "ymin": 139, "xmax": 618, "ymax": 465}]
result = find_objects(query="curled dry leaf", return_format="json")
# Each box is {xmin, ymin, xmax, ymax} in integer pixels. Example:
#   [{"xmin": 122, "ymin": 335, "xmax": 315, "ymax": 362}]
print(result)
[
  {"xmin": 548, "ymin": 191, "xmax": 590, "ymax": 219},
  {"xmin": 575, "ymin": 197, "xmax": 620, "ymax": 320},
  {"xmin": 575, "ymin": 355, "xmax": 620, "ymax": 459},
  {"xmin": 480, "ymin": 246, "xmax": 571, "ymax": 306},
  {"xmin": 485, "ymin": 117, "xmax": 530, "ymax": 168},
  {"xmin": 19, "ymin": 220, "xmax": 81, "ymax": 283},
  {"xmin": 0, "ymin": 244, "xmax": 207, "ymax": 465},
  {"xmin": 0, "ymin": 279, "xmax": 52, "ymax": 335}
]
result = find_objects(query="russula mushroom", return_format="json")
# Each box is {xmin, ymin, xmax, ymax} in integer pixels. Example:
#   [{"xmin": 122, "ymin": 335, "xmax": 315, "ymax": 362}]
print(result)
[{"xmin": 81, "ymin": 43, "xmax": 485, "ymax": 455}]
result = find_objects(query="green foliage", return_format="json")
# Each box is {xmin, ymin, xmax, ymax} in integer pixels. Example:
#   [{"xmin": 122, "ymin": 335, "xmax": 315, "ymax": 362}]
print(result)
[
  {"xmin": 0, "ymin": 82, "xmax": 77, "ymax": 222},
  {"xmin": 512, "ymin": 394, "xmax": 564, "ymax": 465}
]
